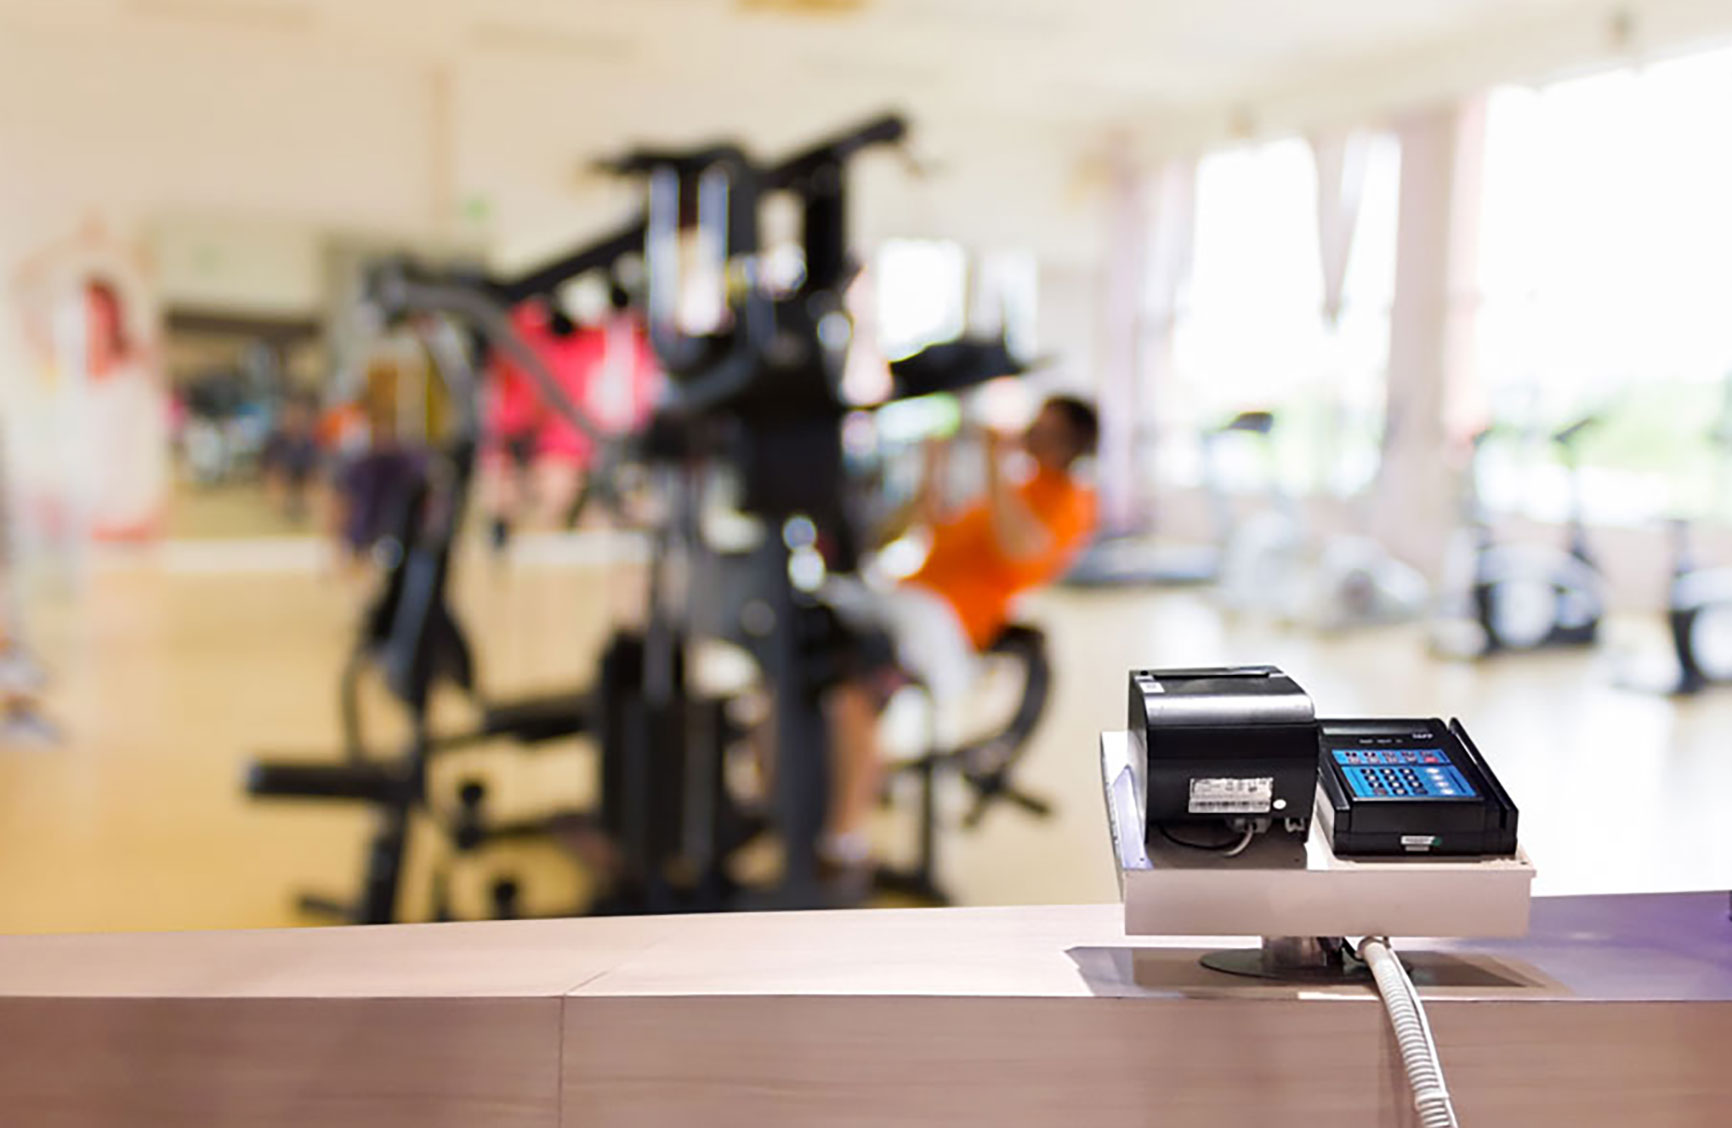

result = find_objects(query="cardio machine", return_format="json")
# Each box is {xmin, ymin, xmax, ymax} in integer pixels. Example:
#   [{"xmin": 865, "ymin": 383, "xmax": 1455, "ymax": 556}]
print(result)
[
  {"xmin": 1060, "ymin": 413, "xmax": 1263, "ymax": 589},
  {"xmin": 1210, "ymin": 410, "xmax": 1428, "ymax": 629},
  {"xmin": 1660, "ymin": 517, "xmax": 1732, "ymax": 694},
  {"xmin": 1658, "ymin": 395, "xmax": 1732, "ymax": 694},
  {"xmin": 1432, "ymin": 416, "xmax": 1604, "ymax": 658}
]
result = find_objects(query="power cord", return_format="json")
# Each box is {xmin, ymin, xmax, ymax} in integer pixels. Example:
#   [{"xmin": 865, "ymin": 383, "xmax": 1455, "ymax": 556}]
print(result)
[
  {"xmin": 1358, "ymin": 937, "xmax": 1459, "ymax": 1128},
  {"xmin": 1157, "ymin": 823, "xmax": 1257, "ymax": 856}
]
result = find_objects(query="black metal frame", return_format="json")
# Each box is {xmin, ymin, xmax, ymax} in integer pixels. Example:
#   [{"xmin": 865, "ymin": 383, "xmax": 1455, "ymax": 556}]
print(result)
[
  {"xmin": 1656, "ymin": 384, "xmax": 1732, "ymax": 695},
  {"xmin": 246, "ymin": 319, "xmax": 591, "ymax": 924},
  {"xmin": 1663, "ymin": 517, "xmax": 1732, "ymax": 695},
  {"xmin": 874, "ymin": 624, "xmax": 1056, "ymax": 905},
  {"xmin": 246, "ymin": 112, "xmax": 1060, "ymax": 923}
]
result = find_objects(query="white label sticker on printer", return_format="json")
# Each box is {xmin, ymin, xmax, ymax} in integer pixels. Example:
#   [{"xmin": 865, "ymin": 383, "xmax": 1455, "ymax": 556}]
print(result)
[{"xmin": 1188, "ymin": 777, "xmax": 1273, "ymax": 814}]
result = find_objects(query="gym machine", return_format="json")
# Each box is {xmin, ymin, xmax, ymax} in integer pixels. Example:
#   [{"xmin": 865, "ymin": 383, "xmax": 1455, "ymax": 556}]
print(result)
[
  {"xmin": 1664, "ymin": 518, "xmax": 1732, "ymax": 694},
  {"xmin": 1061, "ymin": 410, "xmax": 1270, "ymax": 590},
  {"xmin": 1431, "ymin": 416, "xmax": 1604, "ymax": 658},
  {"xmin": 1656, "ymin": 385, "xmax": 1732, "ymax": 694},
  {"xmin": 246, "ymin": 315, "xmax": 599, "ymax": 923},
  {"xmin": 1211, "ymin": 410, "xmax": 1428, "ymax": 629},
  {"xmin": 247, "ymin": 113, "xmax": 1054, "ymax": 921}
]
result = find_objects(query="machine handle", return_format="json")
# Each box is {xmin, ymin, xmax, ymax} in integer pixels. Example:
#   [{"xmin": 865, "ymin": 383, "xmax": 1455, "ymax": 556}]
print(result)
[
  {"xmin": 1552, "ymin": 415, "xmax": 1601, "ymax": 447},
  {"xmin": 1219, "ymin": 410, "xmax": 1276, "ymax": 436},
  {"xmin": 245, "ymin": 760, "xmax": 400, "ymax": 802}
]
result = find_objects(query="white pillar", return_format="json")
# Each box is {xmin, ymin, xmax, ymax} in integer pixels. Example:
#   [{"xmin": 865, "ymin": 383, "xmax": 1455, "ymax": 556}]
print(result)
[
  {"xmin": 1095, "ymin": 153, "xmax": 1194, "ymax": 533},
  {"xmin": 1375, "ymin": 100, "xmax": 1486, "ymax": 572},
  {"xmin": 1140, "ymin": 160, "xmax": 1195, "ymax": 528},
  {"xmin": 1097, "ymin": 152, "xmax": 1147, "ymax": 533}
]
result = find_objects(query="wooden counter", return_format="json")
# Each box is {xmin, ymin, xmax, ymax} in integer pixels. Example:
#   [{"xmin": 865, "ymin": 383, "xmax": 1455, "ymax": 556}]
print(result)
[{"xmin": 0, "ymin": 894, "xmax": 1728, "ymax": 1126}]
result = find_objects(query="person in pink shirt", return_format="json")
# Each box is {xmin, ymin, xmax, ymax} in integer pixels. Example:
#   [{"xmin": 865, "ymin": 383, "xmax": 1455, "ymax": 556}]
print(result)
[
  {"xmin": 482, "ymin": 289, "xmax": 663, "ymax": 542},
  {"xmin": 480, "ymin": 301, "xmax": 592, "ymax": 546}
]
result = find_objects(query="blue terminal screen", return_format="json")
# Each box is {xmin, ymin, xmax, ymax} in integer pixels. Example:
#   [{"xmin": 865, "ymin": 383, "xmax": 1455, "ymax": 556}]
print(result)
[{"xmin": 1331, "ymin": 748, "xmax": 1478, "ymax": 800}]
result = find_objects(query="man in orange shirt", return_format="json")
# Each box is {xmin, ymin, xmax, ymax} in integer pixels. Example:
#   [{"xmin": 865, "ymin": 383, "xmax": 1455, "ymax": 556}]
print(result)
[{"xmin": 824, "ymin": 395, "xmax": 1099, "ymax": 870}]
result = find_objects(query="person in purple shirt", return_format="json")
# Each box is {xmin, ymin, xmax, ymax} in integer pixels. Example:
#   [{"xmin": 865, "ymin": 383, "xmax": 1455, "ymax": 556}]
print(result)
[{"xmin": 328, "ymin": 378, "xmax": 428, "ymax": 564}]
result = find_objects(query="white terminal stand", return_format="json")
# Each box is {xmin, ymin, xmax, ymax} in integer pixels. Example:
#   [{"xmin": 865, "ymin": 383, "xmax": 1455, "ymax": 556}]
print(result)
[{"xmin": 1100, "ymin": 730, "xmax": 1535, "ymax": 942}]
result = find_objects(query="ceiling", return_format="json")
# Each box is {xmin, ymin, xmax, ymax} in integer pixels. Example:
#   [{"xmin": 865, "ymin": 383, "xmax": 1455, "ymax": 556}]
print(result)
[
  {"xmin": 7, "ymin": 0, "xmax": 1732, "ymax": 151},
  {"xmin": 5, "ymin": 0, "xmax": 1732, "ymax": 270}
]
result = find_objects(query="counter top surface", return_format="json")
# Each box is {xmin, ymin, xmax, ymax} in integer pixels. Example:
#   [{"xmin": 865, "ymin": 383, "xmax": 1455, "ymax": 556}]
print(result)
[{"xmin": 0, "ymin": 892, "xmax": 1726, "ymax": 1003}]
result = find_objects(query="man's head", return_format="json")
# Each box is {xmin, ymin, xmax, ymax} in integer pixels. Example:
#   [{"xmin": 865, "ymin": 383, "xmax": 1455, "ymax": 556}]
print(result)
[
  {"xmin": 1024, "ymin": 394, "xmax": 1099, "ymax": 473},
  {"xmin": 281, "ymin": 394, "xmax": 316, "ymax": 433}
]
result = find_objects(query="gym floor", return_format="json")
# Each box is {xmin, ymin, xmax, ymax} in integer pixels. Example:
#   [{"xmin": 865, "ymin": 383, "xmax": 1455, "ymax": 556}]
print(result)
[{"xmin": 1, "ymin": 527, "xmax": 1727, "ymax": 934}]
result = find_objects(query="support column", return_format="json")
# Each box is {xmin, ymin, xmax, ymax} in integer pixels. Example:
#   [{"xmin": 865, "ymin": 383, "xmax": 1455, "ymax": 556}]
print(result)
[
  {"xmin": 1096, "ymin": 153, "xmax": 1193, "ymax": 534},
  {"xmin": 1096, "ymin": 151, "xmax": 1148, "ymax": 534},
  {"xmin": 1374, "ymin": 100, "xmax": 1486, "ymax": 573}
]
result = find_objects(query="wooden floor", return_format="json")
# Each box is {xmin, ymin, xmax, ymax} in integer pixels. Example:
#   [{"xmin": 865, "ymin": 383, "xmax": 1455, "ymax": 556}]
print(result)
[
  {"xmin": 1, "ymin": 529, "xmax": 1729, "ymax": 934},
  {"xmin": 161, "ymin": 478, "xmax": 330, "ymax": 540}
]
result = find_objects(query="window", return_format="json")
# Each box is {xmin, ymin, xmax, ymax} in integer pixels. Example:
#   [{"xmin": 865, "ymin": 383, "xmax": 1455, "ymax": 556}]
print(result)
[
  {"xmin": 1156, "ymin": 134, "xmax": 1400, "ymax": 496},
  {"xmin": 874, "ymin": 238, "xmax": 968, "ymax": 360},
  {"xmin": 1475, "ymin": 47, "xmax": 1732, "ymax": 523}
]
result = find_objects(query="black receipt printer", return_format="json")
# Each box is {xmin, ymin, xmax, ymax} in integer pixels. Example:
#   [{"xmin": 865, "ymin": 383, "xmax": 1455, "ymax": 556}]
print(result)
[{"xmin": 1128, "ymin": 666, "xmax": 1319, "ymax": 839}]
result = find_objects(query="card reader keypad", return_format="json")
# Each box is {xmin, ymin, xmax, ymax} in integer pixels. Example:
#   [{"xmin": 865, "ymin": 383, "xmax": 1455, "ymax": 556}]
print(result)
[{"xmin": 1331, "ymin": 748, "xmax": 1478, "ymax": 800}]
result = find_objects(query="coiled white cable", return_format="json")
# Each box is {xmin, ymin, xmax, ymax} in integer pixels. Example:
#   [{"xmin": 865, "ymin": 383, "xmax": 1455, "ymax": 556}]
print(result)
[{"xmin": 1359, "ymin": 937, "xmax": 1459, "ymax": 1128}]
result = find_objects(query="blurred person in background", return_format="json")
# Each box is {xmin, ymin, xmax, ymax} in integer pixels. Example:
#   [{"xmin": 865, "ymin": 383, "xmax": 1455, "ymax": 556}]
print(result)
[
  {"xmin": 822, "ymin": 394, "xmax": 1100, "ymax": 876},
  {"xmin": 479, "ymin": 303, "xmax": 553, "ymax": 551},
  {"xmin": 526, "ymin": 300, "xmax": 597, "ymax": 536},
  {"xmin": 477, "ymin": 298, "xmax": 615, "ymax": 548},
  {"xmin": 329, "ymin": 358, "xmax": 427, "ymax": 570},
  {"xmin": 558, "ymin": 282, "xmax": 662, "ymax": 528},
  {"xmin": 259, "ymin": 392, "xmax": 324, "ymax": 524},
  {"xmin": 82, "ymin": 278, "xmax": 168, "ymax": 539},
  {"xmin": 585, "ymin": 283, "xmax": 660, "ymax": 436},
  {"xmin": 0, "ymin": 432, "xmax": 56, "ymax": 745}
]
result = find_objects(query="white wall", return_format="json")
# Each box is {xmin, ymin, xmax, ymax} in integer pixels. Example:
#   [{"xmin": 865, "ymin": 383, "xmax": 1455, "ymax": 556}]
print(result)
[
  {"xmin": 450, "ymin": 50, "xmax": 1110, "ymax": 275},
  {"xmin": 0, "ymin": 24, "xmax": 443, "ymax": 427},
  {"xmin": 148, "ymin": 215, "xmax": 324, "ymax": 316},
  {"xmin": 0, "ymin": 25, "xmax": 1122, "ymax": 446},
  {"xmin": 0, "ymin": 21, "xmax": 1112, "ymax": 344},
  {"xmin": 0, "ymin": 29, "xmax": 438, "ymax": 258},
  {"xmin": 1033, "ymin": 261, "xmax": 1101, "ymax": 395}
]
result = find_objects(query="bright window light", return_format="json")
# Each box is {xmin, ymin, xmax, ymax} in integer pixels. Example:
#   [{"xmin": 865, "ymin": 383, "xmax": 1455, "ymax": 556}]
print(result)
[
  {"xmin": 1475, "ymin": 44, "xmax": 1732, "ymax": 523},
  {"xmin": 875, "ymin": 238, "xmax": 968, "ymax": 360},
  {"xmin": 1158, "ymin": 134, "xmax": 1401, "ymax": 496}
]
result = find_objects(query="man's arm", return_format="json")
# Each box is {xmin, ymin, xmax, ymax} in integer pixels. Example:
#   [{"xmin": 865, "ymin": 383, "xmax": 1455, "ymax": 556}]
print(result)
[
  {"xmin": 983, "ymin": 430, "xmax": 1053, "ymax": 561},
  {"xmin": 875, "ymin": 437, "xmax": 952, "ymax": 545}
]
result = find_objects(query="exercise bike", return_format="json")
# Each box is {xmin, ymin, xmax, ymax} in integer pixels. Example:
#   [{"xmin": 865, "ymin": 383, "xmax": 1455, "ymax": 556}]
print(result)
[
  {"xmin": 1202, "ymin": 411, "xmax": 1304, "ymax": 613},
  {"xmin": 1060, "ymin": 414, "xmax": 1254, "ymax": 590},
  {"xmin": 1211, "ymin": 410, "xmax": 1427, "ymax": 629},
  {"xmin": 1431, "ymin": 417, "xmax": 1604, "ymax": 658},
  {"xmin": 1652, "ymin": 391, "xmax": 1732, "ymax": 694},
  {"xmin": 1657, "ymin": 517, "xmax": 1732, "ymax": 694}
]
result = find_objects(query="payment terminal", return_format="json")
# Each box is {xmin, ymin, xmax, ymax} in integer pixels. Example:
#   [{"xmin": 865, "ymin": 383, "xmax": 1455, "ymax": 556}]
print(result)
[{"xmin": 1316, "ymin": 718, "xmax": 1519, "ymax": 857}]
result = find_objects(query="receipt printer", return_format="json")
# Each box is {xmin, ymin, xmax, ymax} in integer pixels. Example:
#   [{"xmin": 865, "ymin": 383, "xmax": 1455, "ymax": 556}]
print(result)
[{"xmin": 1129, "ymin": 666, "xmax": 1318, "ymax": 841}]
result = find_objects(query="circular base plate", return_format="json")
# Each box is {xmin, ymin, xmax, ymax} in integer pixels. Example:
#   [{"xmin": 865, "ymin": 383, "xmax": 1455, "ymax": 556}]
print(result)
[{"xmin": 1199, "ymin": 949, "xmax": 1375, "ymax": 984}]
